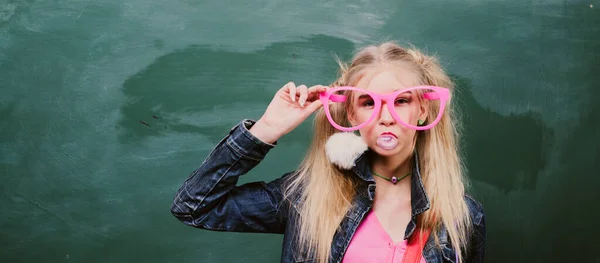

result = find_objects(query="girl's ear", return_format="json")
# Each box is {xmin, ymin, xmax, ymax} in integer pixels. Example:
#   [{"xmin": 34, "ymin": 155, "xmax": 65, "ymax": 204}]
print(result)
[
  {"xmin": 418, "ymin": 100, "xmax": 429, "ymax": 124},
  {"xmin": 347, "ymin": 112, "xmax": 356, "ymax": 126},
  {"xmin": 346, "ymin": 103, "xmax": 358, "ymax": 127}
]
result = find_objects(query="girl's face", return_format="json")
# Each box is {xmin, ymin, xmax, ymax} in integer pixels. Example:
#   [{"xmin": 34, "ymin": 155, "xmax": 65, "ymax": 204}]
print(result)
[{"xmin": 347, "ymin": 65, "xmax": 428, "ymax": 157}]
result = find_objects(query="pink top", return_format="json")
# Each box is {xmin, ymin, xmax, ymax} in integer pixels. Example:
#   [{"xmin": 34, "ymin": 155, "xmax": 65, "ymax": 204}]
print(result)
[{"xmin": 342, "ymin": 210, "xmax": 427, "ymax": 263}]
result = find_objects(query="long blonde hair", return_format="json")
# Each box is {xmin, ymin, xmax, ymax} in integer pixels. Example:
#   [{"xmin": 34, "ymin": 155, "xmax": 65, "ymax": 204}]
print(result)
[{"xmin": 283, "ymin": 41, "xmax": 472, "ymax": 263}]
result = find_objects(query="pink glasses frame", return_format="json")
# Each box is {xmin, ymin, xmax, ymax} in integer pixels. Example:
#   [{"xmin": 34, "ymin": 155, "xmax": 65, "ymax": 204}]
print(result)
[{"xmin": 318, "ymin": 85, "xmax": 450, "ymax": 132}]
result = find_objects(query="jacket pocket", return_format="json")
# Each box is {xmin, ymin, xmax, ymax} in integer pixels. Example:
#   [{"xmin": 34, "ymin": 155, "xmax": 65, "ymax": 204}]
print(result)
[{"xmin": 440, "ymin": 243, "xmax": 458, "ymax": 263}]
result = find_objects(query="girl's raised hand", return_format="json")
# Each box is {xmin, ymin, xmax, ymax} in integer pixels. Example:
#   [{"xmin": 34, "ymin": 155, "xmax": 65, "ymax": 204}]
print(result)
[{"xmin": 250, "ymin": 82, "xmax": 329, "ymax": 144}]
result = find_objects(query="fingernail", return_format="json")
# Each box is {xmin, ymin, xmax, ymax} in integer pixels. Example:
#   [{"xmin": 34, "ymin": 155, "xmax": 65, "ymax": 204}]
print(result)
[{"xmin": 300, "ymin": 100, "xmax": 305, "ymax": 107}]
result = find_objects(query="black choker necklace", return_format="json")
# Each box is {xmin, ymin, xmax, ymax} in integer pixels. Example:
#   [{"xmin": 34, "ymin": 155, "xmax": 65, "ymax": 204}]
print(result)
[{"xmin": 372, "ymin": 171, "xmax": 410, "ymax": 184}]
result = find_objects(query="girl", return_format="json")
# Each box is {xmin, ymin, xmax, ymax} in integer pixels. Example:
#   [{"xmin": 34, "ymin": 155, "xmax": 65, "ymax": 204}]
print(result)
[{"xmin": 170, "ymin": 41, "xmax": 486, "ymax": 263}]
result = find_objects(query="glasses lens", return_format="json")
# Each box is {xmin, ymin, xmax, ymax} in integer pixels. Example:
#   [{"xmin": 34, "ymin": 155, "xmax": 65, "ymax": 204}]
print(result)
[
  {"xmin": 327, "ymin": 88, "xmax": 373, "ymax": 129},
  {"xmin": 393, "ymin": 87, "xmax": 441, "ymax": 126}
]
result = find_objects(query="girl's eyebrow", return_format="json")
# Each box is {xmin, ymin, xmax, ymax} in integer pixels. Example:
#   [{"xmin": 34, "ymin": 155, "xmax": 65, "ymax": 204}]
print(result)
[
  {"xmin": 393, "ymin": 87, "xmax": 413, "ymax": 92},
  {"xmin": 396, "ymin": 89, "xmax": 416, "ymax": 96}
]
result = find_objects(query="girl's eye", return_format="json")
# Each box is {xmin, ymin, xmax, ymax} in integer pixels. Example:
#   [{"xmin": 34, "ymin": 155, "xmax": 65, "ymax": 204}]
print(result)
[
  {"xmin": 395, "ymin": 98, "xmax": 410, "ymax": 104},
  {"xmin": 362, "ymin": 100, "xmax": 374, "ymax": 107}
]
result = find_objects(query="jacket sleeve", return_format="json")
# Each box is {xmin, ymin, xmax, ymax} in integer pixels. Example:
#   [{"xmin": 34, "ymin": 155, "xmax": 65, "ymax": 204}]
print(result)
[{"xmin": 170, "ymin": 119, "xmax": 290, "ymax": 234}]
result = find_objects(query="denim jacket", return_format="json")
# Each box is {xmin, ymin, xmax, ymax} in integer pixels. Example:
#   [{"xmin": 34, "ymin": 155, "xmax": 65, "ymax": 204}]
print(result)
[{"xmin": 171, "ymin": 119, "xmax": 486, "ymax": 263}]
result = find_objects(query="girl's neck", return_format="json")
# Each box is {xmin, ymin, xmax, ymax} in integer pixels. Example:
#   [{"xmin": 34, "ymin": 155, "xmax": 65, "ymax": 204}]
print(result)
[
  {"xmin": 369, "ymin": 150, "xmax": 413, "ymax": 177},
  {"xmin": 369, "ymin": 151, "xmax": 413, "ymax": 200}
]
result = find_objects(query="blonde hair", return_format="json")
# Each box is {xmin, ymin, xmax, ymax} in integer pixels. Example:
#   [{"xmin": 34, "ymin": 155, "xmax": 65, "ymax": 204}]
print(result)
[{"xmin": 283, "ymin": 41, "xmax": 472, "ymax": 263}]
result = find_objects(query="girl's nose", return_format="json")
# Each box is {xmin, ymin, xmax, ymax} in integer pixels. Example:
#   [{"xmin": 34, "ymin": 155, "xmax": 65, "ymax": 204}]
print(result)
[{"xmin": 378, "ymin": 105, "xmax": 396, "ymax": 126}]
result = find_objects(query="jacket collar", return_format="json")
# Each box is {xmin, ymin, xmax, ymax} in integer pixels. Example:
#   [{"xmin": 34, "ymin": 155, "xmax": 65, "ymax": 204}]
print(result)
[{"xmin": 351, "ymin": 149, "xmax": 431, "ymax": 217}]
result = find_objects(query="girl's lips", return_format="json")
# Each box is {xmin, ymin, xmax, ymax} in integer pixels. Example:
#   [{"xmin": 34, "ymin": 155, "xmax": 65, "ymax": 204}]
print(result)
[{"xmin": 380, "ymin": 132, "xmax": 397, "ymax": 138}]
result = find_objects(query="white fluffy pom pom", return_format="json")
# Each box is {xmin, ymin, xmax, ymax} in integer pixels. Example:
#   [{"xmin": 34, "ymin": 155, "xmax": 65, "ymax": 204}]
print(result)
[{"xmin": 325, "ymin": 132, "xmax": 368, "ymax": 170}]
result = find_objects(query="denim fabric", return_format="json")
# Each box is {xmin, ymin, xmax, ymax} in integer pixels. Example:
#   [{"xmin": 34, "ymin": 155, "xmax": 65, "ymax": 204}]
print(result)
[{"xmin": 171, "ymin": 119, "xmax": 486, "ymax": 263}]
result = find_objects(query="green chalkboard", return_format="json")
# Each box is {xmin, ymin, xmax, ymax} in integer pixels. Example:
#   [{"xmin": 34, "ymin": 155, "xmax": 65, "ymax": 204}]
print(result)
[{"xmin": 1, "ymin": 0, "xmax": 598, "ymax": 262}]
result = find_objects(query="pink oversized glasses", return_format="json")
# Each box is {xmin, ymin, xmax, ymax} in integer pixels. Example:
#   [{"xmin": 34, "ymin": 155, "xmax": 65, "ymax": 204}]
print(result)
[{"xmin": 319, "ymin": 86, "xmax": 450, "ymax": 132}]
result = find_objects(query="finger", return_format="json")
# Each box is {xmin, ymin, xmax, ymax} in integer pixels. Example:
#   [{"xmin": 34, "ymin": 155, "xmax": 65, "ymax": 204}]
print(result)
[
  {"xmin": 286, "ymin": 82, "xmax": 296, "ymax": 102},
  {"xmin": 308, "ymin": 85, "xmax": 328, "ymax": 93},
  {"xmin": 297, "ymin": 85, "xmax": 308, "ymax": 107},
  {"xmin": 306, "ymin": 85, "xmax": 329, "ymax": 101}
]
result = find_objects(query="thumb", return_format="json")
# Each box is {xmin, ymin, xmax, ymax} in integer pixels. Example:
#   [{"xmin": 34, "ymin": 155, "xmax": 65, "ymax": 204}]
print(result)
[{"xmin": 306, "ymin": 99, "xmax": 324, "ymax": 112}]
